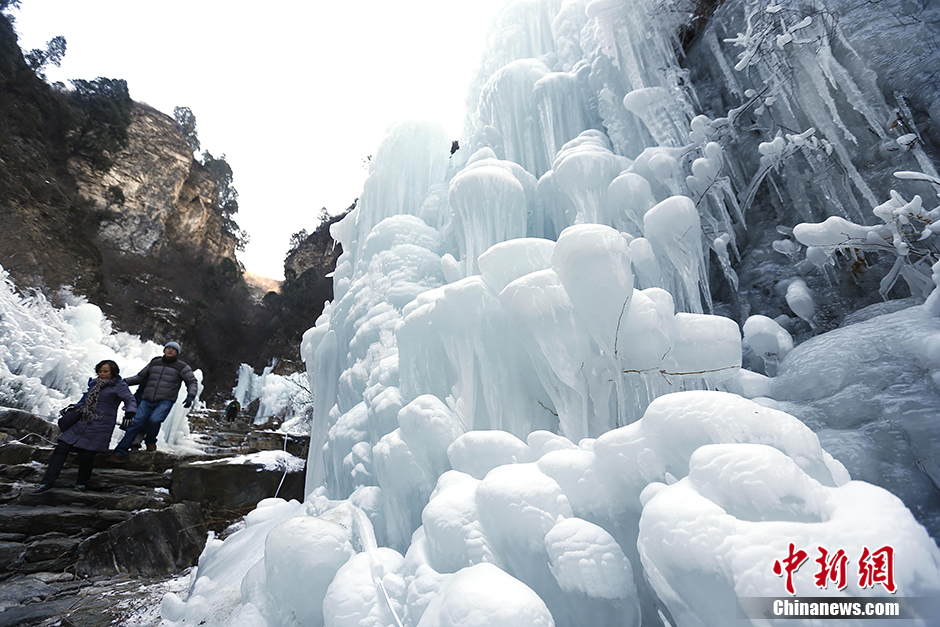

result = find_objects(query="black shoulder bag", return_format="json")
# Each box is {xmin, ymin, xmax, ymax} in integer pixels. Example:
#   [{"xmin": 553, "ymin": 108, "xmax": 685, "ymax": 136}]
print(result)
[{"xmin": 57, "ymin": 403, "xmax": 83, "ymax": 432}]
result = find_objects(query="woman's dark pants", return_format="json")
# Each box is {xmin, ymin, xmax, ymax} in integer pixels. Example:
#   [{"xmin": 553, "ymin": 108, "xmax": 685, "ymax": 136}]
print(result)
[{"xmin": 40, "ymin": 441, "xmax": 97, "ymax": 487}]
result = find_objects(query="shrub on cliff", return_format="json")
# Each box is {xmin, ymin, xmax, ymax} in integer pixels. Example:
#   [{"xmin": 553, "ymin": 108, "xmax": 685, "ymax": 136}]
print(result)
[{"xmin": 64, "ymin": 77, "xmax": 132, "ymax": 170}]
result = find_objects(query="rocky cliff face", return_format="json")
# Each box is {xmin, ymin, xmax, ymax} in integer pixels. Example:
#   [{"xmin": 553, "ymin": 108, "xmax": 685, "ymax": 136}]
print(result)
[
  {"xmin": 0, "ymin": 13, "xmax": 261, "ymax": 398},
  {"xmin": 253, "ymin": 208, "xmax": 349, "ymax": 368},
  {"xmin": 69, "ymin": 102, "xmax": 237, "ymax": 266},
  {"xmin": 283, "ymin": 208, "xmax": 348, "ymax": 283}
]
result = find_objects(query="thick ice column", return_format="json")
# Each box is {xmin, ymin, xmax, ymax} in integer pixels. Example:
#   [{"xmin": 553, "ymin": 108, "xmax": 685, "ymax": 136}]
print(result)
[
  {"xmin": 232, "ymin": 363, "xmax": 254, "ymax": 407},
  {"xmin": 607, "ymin": 172, "xmax": 656, "ymax": 236},
  {"xmin": 643, "ymin": 195, "xmax": 709, "ymax": 313},
  {"xmin": 477, "ymin": 0, "xmax": 557, "ymax": 79},
  {"xmin": 305, "ymin": 329, "xmax": 339, "ymax": 497},
  {"xmin": 666, "ymin": 312, "xmax": 742, "ymax": 388},
  {"xmin": 449, "ymin": 157, "xmax": 530, "ymax": 275},
  {"xmin": 500, "ymin": 269, "xmax": 601, "ymax": 442},
  {"xmin": 533, "ymin": 67, "xmax": 597, "ymax": 161},
  {"xmin": 344, "ymin": 121, "xmax": 451, "ymax": 267},
  {"xmin": 479, "ymin": 59, "xmax": 554, "ymax": 177},
  {"xmin": 318, "ymin": 215, "xmax": 446, "ymax": 499},
  {"xmin": 551, "ymin": 0, "xmax": 589, "ymax": 71},
  {"xmin": 627, "ymin": 237, "xmax": 662, "ymax": 288},
  {"xmin": 536, "ymin": 169, "xmax": 577, "ymax": 240},
  {"xmin": 551, "ymin": 131, "xmax": 630, "ymax": 225},
  {"xmin": 551, "ymin": 224, "xmax": 633, "ymax": 358},
  {"xmin": 398, "ymin": 276, "xmax": 557, "ymax": 438},
  {"xmin": 622, "ymin": 87, "xmax": 690, "ymax": 148},
  {"xmin": 585, "ymin": 0, "xmax": 696, "ymax": 144}
]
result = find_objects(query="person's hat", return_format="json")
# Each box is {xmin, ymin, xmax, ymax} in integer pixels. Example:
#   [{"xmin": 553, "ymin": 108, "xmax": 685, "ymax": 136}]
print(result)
[{"xmin": 164, "ymin": 341, "xmax": 182, "ymax": 353}]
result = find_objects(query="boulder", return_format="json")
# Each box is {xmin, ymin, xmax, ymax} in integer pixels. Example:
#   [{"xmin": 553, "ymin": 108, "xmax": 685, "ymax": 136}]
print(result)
[
  {"xmin": 73, "ymin": 502, "xmax": 207, "ymax": 577},
  {"xmin": 246, "ymin": 431, "xmax": 310, "ymax": 459},
  {"xmin": 0, "ymin": 408, "xmax": 57, "ymax": 442},
  {"xmin": 171, "ymin": 458, "xmax": 304, "ymax": 509}
]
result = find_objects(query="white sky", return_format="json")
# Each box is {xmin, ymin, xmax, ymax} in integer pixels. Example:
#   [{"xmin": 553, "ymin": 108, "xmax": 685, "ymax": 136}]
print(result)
[{"xmin": 11, "ymin": 0, "xmax": 509, "ymax": 279}]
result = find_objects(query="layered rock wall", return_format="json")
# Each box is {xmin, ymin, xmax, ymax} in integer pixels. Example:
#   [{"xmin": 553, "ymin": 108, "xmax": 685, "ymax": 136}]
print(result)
[{"xmin": 69, "ymin": 102, "xmax": 237, "ymax": 266}]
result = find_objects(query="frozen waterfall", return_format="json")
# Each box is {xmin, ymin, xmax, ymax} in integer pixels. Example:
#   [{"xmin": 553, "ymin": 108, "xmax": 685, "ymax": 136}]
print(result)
[{"xmin": 161, "ymin": 0, "xmax": 940, "ymax": 626}]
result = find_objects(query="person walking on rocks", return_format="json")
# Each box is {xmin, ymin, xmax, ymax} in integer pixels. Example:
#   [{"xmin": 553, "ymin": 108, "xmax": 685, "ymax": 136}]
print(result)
[
  {"xmin": 225, "ymin": 399, "xmax": 240, "ymax": 422},
  {"xmin": 34, "ymin": 360, "xmax": 136, "ymax": 493},
  {"xmin": 110, "ymin": 341, "xmax": 197, "ymax": 459}
]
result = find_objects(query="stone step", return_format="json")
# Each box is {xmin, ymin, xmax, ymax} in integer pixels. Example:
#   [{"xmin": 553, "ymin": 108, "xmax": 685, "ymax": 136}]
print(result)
[
  {"xmin": 0, "ymin": 405, "xmax": 290, "ymax": 583},
  {"xmin": 91, "ymin": 449, "xmax": 216, "ymax": 474},
  {"xmin": 0, "ymin": 502, "xmax": 208, "ymax": 578},
  {"xmin": 18, "ymin": 536, "xmax": 84, "ymax": 574},
  {"xmin": 1, "ymin": 464, "xmax": 172, "ymax": 491},
  {"xmin": 0, "ymin": 441, "xmax": 50, "ymax": 467},
  {"xmin": 0, "ymin": 408, "xmax": 58, "ymax": 443},
  {"xmin": 15, "ymin": 486, "xmax": 170, "ymax": 511},
  {"xmin": 0, "ymin": 505, "xmax": 133, "ymax": 538},
  {"xmin": 198, "ymin": 445, "xmax": 257, "ymax": 456},
  {"xmin": 0, "ymin": 441, "xmax": 222, "ymax": 474}
]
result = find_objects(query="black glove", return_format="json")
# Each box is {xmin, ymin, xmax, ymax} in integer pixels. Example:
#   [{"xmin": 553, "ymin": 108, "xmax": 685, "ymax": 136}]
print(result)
[
  {"xmin": 182, "ymin": 396, "xmax": 194, "ymax": 408},
  {"xmin": 120, "ymin": 412, "xmax": 135, "ymax": 430}
]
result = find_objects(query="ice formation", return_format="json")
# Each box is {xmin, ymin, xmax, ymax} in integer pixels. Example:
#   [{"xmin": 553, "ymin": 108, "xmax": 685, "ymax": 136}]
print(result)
[
  {"xmin": 2, "ymin": 0, "xmax": 936, "ymax": 625},
  {"xmin": 234, "ymin": 362, "xmax": 314, "ymax": 432},
  {"xmin": 0, "ymin": 267, "xmax": 203, "ymax": 452},
  {"xmin": 152, "ymin": 0, "xmax": 940, "ymax": 618}
]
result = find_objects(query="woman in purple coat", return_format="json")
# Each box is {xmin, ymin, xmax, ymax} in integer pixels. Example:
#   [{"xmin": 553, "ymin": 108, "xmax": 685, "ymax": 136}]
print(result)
[{"xmin": 33, "ymin": 360, "xmax": 137, "ymax": 493}]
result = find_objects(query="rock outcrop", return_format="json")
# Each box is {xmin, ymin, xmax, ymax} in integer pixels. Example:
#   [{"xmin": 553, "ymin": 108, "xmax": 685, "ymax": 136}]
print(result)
[
  {"xmin": 70, "ymin": 102, "xmax": 237, "ymax": 266},
  {"xmin": 283, "ymin": 206, "xmax": 349, "ymax": 283}
]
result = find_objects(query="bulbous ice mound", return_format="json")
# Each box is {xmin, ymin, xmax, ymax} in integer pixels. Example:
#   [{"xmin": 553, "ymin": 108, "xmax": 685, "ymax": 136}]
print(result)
[
  {"xmin": 639, "ymin": 443, "xmax": 940, "ymax": 626},
  {"xmin": 323, "ymin": 548, "xmax": 407, "ymax": 627},
  {"xmin": 263, "ymin": 514, "xmax": 356, "ymax": 627},
  {"xmin": 449, "ymin": 155, "xmax": 529, "ymax": 275},
  {"xmin": 417, "ymin": 563, "xmax": 555, "ymax": 627},
  {"xmin": 448, "ymin": 430, "xmax": 532, "ymax": 480},
  {"xmin": 544, "ymin": 517, "xmax": 634, "ymax": 600},
  {"xmin": 164, "ymin": 386, "xmax": 940, "ymax": 627},
  {"xmin": 478, "ymin": 237, "xmax": 555, "ymax": 295}
]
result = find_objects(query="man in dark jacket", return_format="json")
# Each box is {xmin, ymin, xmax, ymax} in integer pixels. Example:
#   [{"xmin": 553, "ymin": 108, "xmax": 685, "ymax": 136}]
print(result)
[{"xmin": 110, "ymin": 341, "xmax": 198, "ymax": 459}]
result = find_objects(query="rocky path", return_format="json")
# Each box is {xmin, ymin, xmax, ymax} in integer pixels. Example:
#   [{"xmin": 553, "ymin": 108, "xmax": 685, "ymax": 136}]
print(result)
[{"xmin": 0, "ymin": 407, "xmax": 309, "ymax": 626}]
